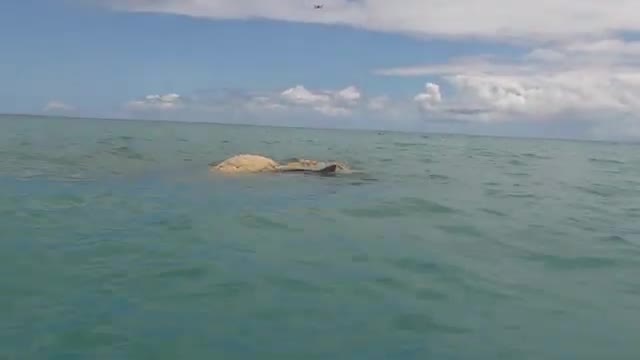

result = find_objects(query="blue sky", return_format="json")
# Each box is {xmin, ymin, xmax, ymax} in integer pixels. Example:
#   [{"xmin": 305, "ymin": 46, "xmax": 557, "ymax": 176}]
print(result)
[{"xmin": 3, "ymin": 0, "xmax": 640, "ymax": 139}]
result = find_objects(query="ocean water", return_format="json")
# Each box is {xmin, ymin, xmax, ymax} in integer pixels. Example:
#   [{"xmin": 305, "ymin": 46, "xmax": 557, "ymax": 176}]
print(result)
[{"xmin": 1, "ymin": 114, "xmax": 640, "ymax": 359}]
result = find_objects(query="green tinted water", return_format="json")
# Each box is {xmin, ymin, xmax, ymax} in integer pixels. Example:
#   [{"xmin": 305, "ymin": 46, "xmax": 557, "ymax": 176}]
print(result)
[{"xmin": 1, "ymin": 115, "xmax": 640, "ymax": 359}]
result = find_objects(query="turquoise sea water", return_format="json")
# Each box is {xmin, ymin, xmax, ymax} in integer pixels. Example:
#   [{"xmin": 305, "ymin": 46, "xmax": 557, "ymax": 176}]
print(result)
[{"xmin": 1, "ymin": 114, "xmax": 640, "ymax": 359}]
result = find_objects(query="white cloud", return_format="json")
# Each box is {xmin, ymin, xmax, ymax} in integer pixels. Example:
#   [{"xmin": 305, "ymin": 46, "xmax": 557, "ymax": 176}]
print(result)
[
  {"xmin": 335, "ymin": 85, "xmax": 362, "ymax": 105},
  {"xmin": 278, "ymin": 84, "xmax": 362, "ymax": 116},
  {"xmin": 433, "ymin": 72, "xmax": 640, "ymax": 123},
  {"xmin": 124, "ymin": 85, "xmax": 365, "ymax": 118},
  {"xmin": 378, "ymin": 38, "xmax": 640, "ymax": 77},
  {"xmin": 375, "ymin": 38, "xmax": 640, "ymax": 124},
  {"xmin": 106, "ymin": 0, "xmax": 640, "ymax": 42},
  {"xmin": 118, "ymin": 82, "xmax": 640, "ymax": 138},
  {"xmin": 43, "ymin": 101, "xmax": 75, "ymax": 113},
  {"xmin": 244, "ymin": 95, "xmax": 288, "ymax": 112},
  {"xmin": 414, "ymin": 82, "xmax": 442, "ymax": 110},
  {"xmin": 126, "ymin": 93, "xmax": 184, "ymax": 111},
  {"xmin": 375, "ymin": 56, "xmax": 536, "ymax": 77},
  {"xmin": 118, "ymin": 85, "xmax": 422, "ymax": 132},
  {"xmin": 280, "ymin": 85, "xmax": 331, "ymax": 106}
]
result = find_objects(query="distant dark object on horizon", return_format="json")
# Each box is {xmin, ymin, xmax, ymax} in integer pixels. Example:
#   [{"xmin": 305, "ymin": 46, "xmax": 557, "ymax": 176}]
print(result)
[{"xmin": 314, "ymin": 4, "xmax": 323, "ymax": 9}]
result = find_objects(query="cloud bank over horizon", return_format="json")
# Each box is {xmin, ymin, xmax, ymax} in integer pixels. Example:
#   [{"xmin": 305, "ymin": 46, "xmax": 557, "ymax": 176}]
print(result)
[
  {"xmin": 125, "ymin": 85, "xmax": 364, "ymax": 117},
  {"xmin": 115, "ymin": 82, "xmax": 619, "ymax": 140},
  {"xmin": 379, "ymin": 38, "xmax": 640, "ymax": 131},
  {"xmin": 43, "ymin": 100, "xmax": 76, "ymax": 114}
]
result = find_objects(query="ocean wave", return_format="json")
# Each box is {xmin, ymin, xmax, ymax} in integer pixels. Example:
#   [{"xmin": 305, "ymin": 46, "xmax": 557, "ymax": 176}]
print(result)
[
  {"xmin": 589, "ymin": 157, "xmax": 625, "ymax": 165},
  {"xmin": 342, "ymin": 197, "xmax": 458, "ymax": 218}
]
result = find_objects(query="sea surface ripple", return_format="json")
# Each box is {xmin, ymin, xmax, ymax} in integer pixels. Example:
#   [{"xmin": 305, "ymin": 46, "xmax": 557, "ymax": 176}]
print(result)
[{"xmin": 1, "ymin": 115, "xmax": 640, "ymax": 359}]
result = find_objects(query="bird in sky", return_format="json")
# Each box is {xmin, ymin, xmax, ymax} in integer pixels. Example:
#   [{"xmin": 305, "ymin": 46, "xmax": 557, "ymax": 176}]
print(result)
[{"xmin": 314, "ymin": 4, "xmax": 323, "ymax": 9}]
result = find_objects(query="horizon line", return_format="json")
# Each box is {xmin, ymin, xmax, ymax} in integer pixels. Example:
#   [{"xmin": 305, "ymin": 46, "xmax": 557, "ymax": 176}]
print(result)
[{"xmin": 0, "ymin": 112, "xmax": 631, "ymax": 145}]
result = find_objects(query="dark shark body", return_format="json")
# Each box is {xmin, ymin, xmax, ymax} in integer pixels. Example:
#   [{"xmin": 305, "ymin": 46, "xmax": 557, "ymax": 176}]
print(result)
[{"xmin": 275, "ymin": 164, "xmax": 338, "ymax": 175}]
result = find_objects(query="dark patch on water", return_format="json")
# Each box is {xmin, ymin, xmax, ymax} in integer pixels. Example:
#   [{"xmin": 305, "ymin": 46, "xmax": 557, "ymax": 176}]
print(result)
[
  {"xmin": 238, "ymin": 213, "xmax": 300, "ymax": 232},
  {"xmin": 294, "ymin": 258, "xmax": 326, "ymax": 268},
  {"xmin": 503, "ymin": 324, "xmax": 522, "ymax": 331},
  {"xmin": 26, "ymin": 195, "xmax": 87, "ymax": 211},
  {"xmin": 565, "ymin": 217, "xmax": 599, "ymax": 232},
  {"xmin": 388, "ymin": 257, "xmax": 443, "ymax": 274},
  {"xmin": 53, "ymin": 327, "xmax": 130, "ymax": 353},
  {"xmin": 602, "ymin": 169, "xmax": 623, "ymax": 175},
  {"xmin": 575, "ymin": 185, "xmax": 619, "ymax": 198},
  {"xmin": 223, "ymin": 242, "xmax": 257, "ymax": 255},
  {"xmin": 151, "ymin": 214, "xmax": 193, "ymax": 231},
  {"xmin": 428, "ymin": 174, "xmax": 449, "ymax": 181},
  {"xmin": 212, "ymin": 281, "xmax": 255, "ymax": 298},
  {"xmin": 108, "ymin": 146, "xmax": 146, "ymax": 160},
  {"xmin": 253, "ymin": 305, "xmax": 330, "ymax": 322},
  {"xmin": 522, "ymin": 253, "xmax": 618, "ymax": 270},
  {"xmin": 506, "ymin": 172, "xmax": 530, "ymax": 177},
  {"xmin": 484, "ymin": 188, "xmax": 502, "ymax": 197},
  {"xmin": 348, "ymin": 181, "xmax": 368, "ymax": 186},
  {"xmin": 472, "ymin": 150, "xmax": 498, "ymax": 157},
  {"xmin": 342, "ymin": 198, "xmax": 457, "ymax": 218},
  {"xmin": 520, "ymin": 153, "xmax": 551, "ymax": 160},
  {"xmin": 479, "ymin": 207, "xmax": 508, "ymax": 217},
  {"xmin": 599, "ymin": 235, "xmax": 631, "ymax": 245},
  {"xmin": 589, "ymin": 157, "xmax": 624, "ymax": 165},
  {"xmin": 177, "ymin": 280, "xmax": 255, "ymax": 302},
  {"xmin": 266, "ymin": 276, "xmax": 332, "ymax": 294},
  {"xmin": 549, "ymin": 308, "xmax": 570, "ymax": 317},
  {"xmin": 462, "ymin": 281, "xmax": 518, "ymax": 302},
  {"xmin": 415, "ymin": 287, "xmax": 449, "ymax": 301},
  {"xmin": 391, "ymin": 313, "xmax": 470, "ymax": 334},
  {"xmin": 437, "ymin": 224, "xmax": 486, "ymax": 238},
  {"xmin": 351, "ymin": 253, "xmax": 369, "ymax": 263},
  {"xmin": 393, "ymin": 142, "xmax": 424, "ymax": 148},
  {"xmin": 485, "ymin": 187, "xmax": 537, "ymax": 199},
  {"xmin": 155, "ymin": 266, "xmax": 208, "ymax": 280},
  {"xmin": 508, "ymin": 159, "xmax": 527, "ymax": 166},
  {"xmin": 373, "ymin": 276, "xmax": 411, "ymax": 291},
  {"xmin": 348, "ymin": 283, "xmax": 384, "ymax": 301},
  {"xmin": 623, "ymin": 283, "xmax": 640, "ymax": 295},
  {"xmin": 624, "ymin": 180, "xmax": 640, "ymax": 187},
  {"xmin": 505, "ymin": 192, "xmax": 536, "ymax": 199},
  {"xmin": 96, "ymin": 137, "xmax": 113, "ymax": 145}
]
